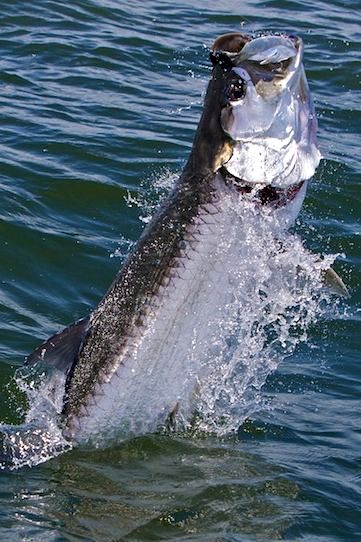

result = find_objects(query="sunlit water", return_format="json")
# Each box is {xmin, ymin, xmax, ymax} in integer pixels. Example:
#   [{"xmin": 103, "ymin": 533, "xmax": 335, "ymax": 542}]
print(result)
[{"xmin": 0, "ymin": 1, "xmax": 359, "ymax": 541}]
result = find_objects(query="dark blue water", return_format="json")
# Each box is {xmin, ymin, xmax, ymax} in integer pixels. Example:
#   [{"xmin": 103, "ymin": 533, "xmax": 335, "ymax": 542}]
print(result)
[{"xmin": 0, "ymin": 1, "xmax": 360, "ymax": 540}]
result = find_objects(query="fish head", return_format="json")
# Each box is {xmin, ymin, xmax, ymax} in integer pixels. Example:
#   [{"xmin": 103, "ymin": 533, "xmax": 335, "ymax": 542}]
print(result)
[{"xmin": 210, "ymin": 32, "xmax": 321, "ymax": 189}]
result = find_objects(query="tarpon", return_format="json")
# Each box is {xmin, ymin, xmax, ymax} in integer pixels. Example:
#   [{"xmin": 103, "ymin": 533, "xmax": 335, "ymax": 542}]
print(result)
[{"xmin": 24, "ymin": 32, "xmax": 322, "ymax": 444}]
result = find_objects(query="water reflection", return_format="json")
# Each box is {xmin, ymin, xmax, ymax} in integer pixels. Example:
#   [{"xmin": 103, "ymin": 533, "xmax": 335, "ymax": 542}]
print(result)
[{"xmin": 1, "ymin": 434, "xmax": 301, "ymax": 541}]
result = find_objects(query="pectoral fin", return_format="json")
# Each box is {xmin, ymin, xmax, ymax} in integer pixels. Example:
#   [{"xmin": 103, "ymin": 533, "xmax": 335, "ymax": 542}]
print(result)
[
  {"xmin": 321, "ymin": 267, "xmax": 350, "ymax": 299},
  {"xmin": 25, "ymin": 317, "xmax": 90, "ymax": 374}
]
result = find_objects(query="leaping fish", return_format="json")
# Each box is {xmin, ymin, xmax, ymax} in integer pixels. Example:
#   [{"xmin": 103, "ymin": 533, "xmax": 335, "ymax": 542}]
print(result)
[{"xmin": 3, "ymin": 33, "xmax": 347, "ymax": 457}]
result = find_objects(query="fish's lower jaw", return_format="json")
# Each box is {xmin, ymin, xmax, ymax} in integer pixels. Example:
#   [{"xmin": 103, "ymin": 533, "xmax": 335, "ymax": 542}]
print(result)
[{"xmin": 224, "ymin": 136, "xmax": 319, "ymax": 188}]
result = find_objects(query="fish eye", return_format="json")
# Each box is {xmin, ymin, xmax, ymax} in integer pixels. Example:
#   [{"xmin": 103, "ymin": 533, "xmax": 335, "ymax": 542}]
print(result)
[{"xmin": 227, "ymin": 77, "xmax": 246, "ymax": 101}]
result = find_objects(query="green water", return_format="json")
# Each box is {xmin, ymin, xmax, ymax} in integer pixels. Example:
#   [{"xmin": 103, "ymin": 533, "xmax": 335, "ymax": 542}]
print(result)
[{"xmin": 0, "ymin": 1, "xmax": 360, "ymax": 540}]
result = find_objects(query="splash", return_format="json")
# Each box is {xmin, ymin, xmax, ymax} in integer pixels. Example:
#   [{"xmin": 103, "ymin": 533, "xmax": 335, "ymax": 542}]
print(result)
[
  {"xmin": 1, "ymin": 172, "xmax": 339, "ymax": 467},
  {"xmin": 0, "ymin": 369, "xmax": 71, "ymax": 470},
  {"xmin": 127, "ymin": 169, "xmax": 178, "ymax": 223},
  {"xmin": 191, "ymin": 196, "xmax": 336, "ymax": 434},
  {"xmin": 106, "ymin": 177, "xmax": 338, "ymax": 441}
]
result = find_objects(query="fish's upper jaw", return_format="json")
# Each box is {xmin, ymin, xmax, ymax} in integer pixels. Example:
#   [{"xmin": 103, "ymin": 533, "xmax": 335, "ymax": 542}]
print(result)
[{"xmin": 210, "ymin": 32, "xmax": 301, "ymax": 75}]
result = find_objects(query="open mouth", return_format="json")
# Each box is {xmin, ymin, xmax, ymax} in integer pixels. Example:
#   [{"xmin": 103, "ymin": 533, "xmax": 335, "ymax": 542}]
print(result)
[{"xmin": 220, "ymin": 166, "xmax": 305, "ymax": 207}]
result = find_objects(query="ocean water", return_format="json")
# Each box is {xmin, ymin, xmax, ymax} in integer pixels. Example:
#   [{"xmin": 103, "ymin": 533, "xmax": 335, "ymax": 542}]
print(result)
[{"xmin": 0, "ymin": 0, "xmax": 360, "ymax": 540}]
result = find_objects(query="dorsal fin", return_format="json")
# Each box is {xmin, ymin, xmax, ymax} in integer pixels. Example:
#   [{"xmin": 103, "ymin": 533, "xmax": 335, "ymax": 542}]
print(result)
[{"xmin": 24, "ymin": 317, "xmax": 90, "ymax": 374}]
